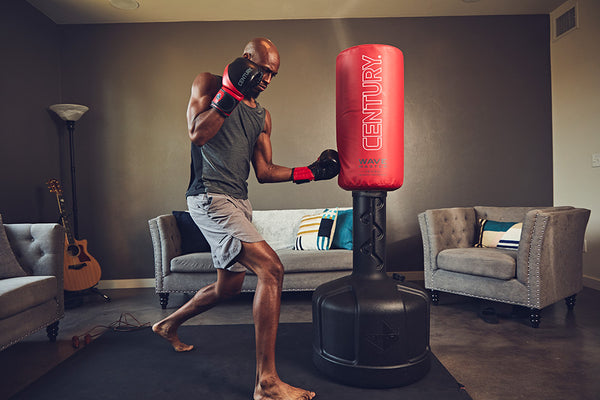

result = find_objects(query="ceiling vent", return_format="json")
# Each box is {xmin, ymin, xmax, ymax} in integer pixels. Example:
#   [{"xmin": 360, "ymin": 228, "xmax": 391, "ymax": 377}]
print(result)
[{"xmin": 552, "ymin": 1, "xmax": 579, "ymax": 41}]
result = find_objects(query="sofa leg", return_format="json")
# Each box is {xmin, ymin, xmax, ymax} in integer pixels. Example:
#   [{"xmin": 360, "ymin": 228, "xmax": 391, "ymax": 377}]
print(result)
[
  {"xmin": 159, "ymin": 293, "xmax": 169, "ymax": 309},
  {"xmin": 430, "ymin": 290, "xmax": 439, "ymax": 305},
  {"xmin": 46, "ymin": 321, "xmax": 59, "ymax": 342},
  {"xmin": 529, "ymin": 309, "xmax": 541, "ymax": 328},
  {"xmin": 565, "ymin": 294, "xmax": 577, "ymax": 310}
]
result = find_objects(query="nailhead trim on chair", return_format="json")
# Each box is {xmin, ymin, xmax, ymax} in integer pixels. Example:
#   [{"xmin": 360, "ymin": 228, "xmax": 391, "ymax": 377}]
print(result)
[
  {"xmin": 419, "ymin": 213, "xmax": 435, "ymax": 290},
  {"xmin": 526, "ymin": 212, "xmax": 548, "ymax": 310}
]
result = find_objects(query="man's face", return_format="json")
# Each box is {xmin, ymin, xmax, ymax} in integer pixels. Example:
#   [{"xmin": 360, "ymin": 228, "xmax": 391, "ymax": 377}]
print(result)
[{"xmin": 248, "ymin": 51, "xmax": 280, "ymax": 97}]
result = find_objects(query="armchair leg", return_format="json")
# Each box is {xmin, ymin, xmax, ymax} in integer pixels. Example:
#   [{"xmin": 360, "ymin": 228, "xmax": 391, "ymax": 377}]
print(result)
[
  {"xmin": 430, "ymin": 290, "xmax": 439, "ymax": 305},
  {"xmin": 529, "ymin": 309, "xmax": 541, "ymax": 328},
  {"xmin": 565, "ymin": 294, "xmax": 577, "ymax": 310},
  {"xmin": 159, "ymin": 293, "xmax": 169, "ymax": 309},
  {"xmin": 46, "ymin": 321, "xmax": 59, "ymax": 342}
]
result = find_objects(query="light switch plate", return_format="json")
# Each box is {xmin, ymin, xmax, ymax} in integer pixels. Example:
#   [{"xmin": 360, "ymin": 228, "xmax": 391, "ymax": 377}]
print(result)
[{"xmin": 593, "ymin": 153, "xmax": 600, "ymax": 168}]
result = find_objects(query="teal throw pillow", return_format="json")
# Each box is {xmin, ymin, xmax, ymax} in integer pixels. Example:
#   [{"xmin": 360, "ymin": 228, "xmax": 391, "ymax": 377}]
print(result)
[{"xmin": 331, "ymin": 209, "xmax": 353, "ymax": 250}]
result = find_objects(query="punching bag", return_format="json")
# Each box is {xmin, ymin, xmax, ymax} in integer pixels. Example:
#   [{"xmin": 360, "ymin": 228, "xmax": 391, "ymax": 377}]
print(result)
[
  {"xmin": 336, "ymin": 44, "xmax": 404, "ymax": 191},
  {"xmin": 312, "ymin": 45, "xmax": 430, "ymax": 388}
]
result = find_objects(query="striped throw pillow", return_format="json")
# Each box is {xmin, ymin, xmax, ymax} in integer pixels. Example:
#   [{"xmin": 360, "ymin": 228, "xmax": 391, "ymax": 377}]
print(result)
[
  {"xmin": 294, "ymin": 208, "xmax": 338, "ymax": 250},
  {"xmin": 475, "ymin": 219, "xmax": 522, "ymax": 250}
]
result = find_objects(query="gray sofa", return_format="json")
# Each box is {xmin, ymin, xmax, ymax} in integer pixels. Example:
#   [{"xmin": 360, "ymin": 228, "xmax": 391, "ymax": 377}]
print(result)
[
  {"xmin": 418, "ymin": 206, "xmax": 591, "ymax": 327},
  {"xmin": 1, "ymin": 219, "xmax": 65, "ymax": 351},
  {"xmin": 149, "ymin": 208, "xmax": 353, "ymax": 309}
]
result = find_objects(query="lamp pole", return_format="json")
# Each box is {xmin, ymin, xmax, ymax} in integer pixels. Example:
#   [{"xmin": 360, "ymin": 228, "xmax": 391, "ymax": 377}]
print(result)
[{"xmin": 66, "ymin": 120, "xmax": 79, "ymax": 238}]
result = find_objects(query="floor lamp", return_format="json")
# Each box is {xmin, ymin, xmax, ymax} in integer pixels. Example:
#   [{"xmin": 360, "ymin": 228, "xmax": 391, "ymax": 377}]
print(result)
[
  {"xmin": 49, "ymin": 104, "xmax": 88, "ymax": 239},
  {"xmin": 49, "ymin": 104, "xmax": 109, "ymax": 304}
]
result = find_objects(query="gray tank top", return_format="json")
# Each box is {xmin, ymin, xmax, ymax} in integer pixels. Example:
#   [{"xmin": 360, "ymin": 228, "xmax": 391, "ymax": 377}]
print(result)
[{"xmin": 186, "ymin": 100, "xmax": 265, "ymax": 199}]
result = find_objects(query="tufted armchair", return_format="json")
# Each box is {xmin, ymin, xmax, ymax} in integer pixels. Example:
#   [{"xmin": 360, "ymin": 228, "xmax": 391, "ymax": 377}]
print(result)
[
  {"xmin": 1, "ymin": 220, "xmax": 65, "ymax": 350},
  {"xmin": 418, "ymin": 206, "xmax": 590, "ymax": 328}
]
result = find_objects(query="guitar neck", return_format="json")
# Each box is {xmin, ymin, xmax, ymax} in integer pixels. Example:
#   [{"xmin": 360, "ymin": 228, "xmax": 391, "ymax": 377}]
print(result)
[{"xmin": 55, "ymin": 193, "xmax": 76, "ymax": 244}]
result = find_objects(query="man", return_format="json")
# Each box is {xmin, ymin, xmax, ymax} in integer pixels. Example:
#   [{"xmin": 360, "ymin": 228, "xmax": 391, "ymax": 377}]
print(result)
[{"xmin": 153, "ymin": 38, "xmax": 338, "ymax": 400}]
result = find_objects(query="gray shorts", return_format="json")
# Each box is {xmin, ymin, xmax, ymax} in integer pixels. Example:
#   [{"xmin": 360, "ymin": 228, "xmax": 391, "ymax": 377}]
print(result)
[{"xmin": 187, "ymin": 193, "xmax": 263, "ymax": 272}]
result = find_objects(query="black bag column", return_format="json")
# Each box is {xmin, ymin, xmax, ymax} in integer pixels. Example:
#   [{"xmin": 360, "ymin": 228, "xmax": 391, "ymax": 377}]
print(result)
[{"xmin": 312, "ymin": 191, "xmax": 431, "ymax": 388}]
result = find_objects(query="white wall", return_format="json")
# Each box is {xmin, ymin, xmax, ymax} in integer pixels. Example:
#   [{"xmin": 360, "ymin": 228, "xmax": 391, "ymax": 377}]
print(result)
[{"xmin": 551, "ymin": 0, "xmax": 600, "ymax": 289}]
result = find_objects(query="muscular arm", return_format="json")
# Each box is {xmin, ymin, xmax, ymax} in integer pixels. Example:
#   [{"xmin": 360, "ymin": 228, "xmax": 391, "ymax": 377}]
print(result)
[
  {"xmin": 186, "ymin": 73, "xmax": 225, "ymax": 146},
  {"xmin": 252, "ymin": 109, "xmax": 293, "ymax": 183}
]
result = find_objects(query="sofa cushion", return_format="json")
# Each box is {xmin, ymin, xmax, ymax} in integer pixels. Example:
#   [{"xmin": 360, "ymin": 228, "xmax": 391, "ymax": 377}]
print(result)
[
  {"xmin": 170, "ymin": 249, "xmax": 352, "ymax": 274},
  {"xmin": 171, "ymin": 252, "xmax": 214, "ymax": 273},
  {"xmin": 0, "ymin": 276, "xmax": 57, "ymax": 319},
  {"xmin": 437, "ymin": 248, "xmax": 517, "ymax": 280},
  {"xmin": 277, "ymin": 249, "xmax": 352, "ymax": 273},
  {"xmin": 0, "ymin": 216, "xmax": 27, "ymax": 279}
]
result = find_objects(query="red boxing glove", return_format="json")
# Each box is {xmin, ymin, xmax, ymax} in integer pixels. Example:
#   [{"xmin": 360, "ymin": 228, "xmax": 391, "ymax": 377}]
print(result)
[
  {"xmin": 292, "ymin": 149, "xmax": 340, "ymax": 184},
  {"xmin": 292, "ymin": 166, "xmax": 315, "ymax": 183},
  {"xmin": 211, "ymin": 57, "xmax": 264, "ymax": 116}
]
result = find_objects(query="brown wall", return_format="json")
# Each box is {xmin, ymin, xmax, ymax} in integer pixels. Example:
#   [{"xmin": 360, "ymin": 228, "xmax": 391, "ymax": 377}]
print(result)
[
  {"xmin": 1, "ymin": 10, "xmax": 552, "ymax": 279},
  {"xmin": 0, "ymin": 0, "xmax": 61, "ymax": 223}
]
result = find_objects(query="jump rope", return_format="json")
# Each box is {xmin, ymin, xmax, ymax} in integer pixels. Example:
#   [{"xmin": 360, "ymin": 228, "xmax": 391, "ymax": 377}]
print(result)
[{"xmin": 71, "ymin": 312, "xmax": 151, "ymax": 348}]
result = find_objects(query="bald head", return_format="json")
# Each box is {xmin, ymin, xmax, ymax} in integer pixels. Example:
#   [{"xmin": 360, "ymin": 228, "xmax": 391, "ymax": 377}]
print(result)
[
  {"xmin": 243, "ymin": 38, "xmax": 280, "ymax": 74},
  {"xmin": 244, "ymin": 38, "xmax": 278, "ymax": 60}
]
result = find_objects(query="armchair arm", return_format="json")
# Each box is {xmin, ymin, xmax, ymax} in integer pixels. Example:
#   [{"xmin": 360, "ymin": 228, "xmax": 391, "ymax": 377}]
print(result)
[
  {"xmin": 519, "ymin": 207, "xmax": 590, "ymax": 309},
  {"xmin": 148, "ymin": 215, "xmax": 183, "ymax": 292},
  {"xmin": 418, "ymin": 208, "xmax": 477, "ymax": 284}
]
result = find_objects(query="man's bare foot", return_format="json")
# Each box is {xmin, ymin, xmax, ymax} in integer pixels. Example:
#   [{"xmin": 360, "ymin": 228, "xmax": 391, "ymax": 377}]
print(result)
[
  {"xmin": 254, "ymin": 376, "xmax": 315, "ymax": 400},
  {"xmin": 152, "ymin": 320, "xmax": 194, "ymax": 352}
]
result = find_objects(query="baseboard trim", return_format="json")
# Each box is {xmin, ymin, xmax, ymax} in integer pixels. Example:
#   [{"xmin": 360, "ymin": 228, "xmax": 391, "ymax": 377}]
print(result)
[
  {"xmin": 583, "ymin": 275, "xmax": 600, "ymax": 291},
  {"xmin": 97, "ymin": 279, "xmax": 155, "ymax": 289},
  {"xmin": 97, "ymin": 271, "xmax": 426, "ymax": 290},
  {"xmin": 403, "ymin": 271, "xmax": 425, "ymax": 281}
]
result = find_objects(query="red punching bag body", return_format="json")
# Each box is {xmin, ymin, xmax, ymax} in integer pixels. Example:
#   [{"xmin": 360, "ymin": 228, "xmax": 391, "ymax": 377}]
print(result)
[{"xmin": 336, "ymin": 44, "xmax": 404, "ymax": 191}]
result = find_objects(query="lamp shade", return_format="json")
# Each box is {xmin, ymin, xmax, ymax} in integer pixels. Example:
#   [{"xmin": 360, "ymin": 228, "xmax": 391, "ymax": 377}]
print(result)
[{"xmin": 49, "ymin": 104, "xmax": 89, "ymax": 121}]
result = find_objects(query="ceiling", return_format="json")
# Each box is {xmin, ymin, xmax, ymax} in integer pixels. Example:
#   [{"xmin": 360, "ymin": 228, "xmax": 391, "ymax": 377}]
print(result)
[{"xmin": 26, "ymin": 0, "xmax": 567, "ymax": 25}]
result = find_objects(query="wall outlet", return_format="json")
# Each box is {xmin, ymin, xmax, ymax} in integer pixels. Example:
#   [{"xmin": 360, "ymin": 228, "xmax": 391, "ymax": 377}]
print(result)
[{"xmin": 592, "ymin": 153, "xmax": 600, "ymax": 168}]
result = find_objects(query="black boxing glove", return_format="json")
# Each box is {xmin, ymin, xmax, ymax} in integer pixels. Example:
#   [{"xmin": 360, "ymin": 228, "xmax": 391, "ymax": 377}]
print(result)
[
  {"xmin": 292, "ymin": 149, "xmax": 340, "ymax": 184},
  {"xmin": 211, "ymin": 57, "xmax": 264, "ymax": 116}
]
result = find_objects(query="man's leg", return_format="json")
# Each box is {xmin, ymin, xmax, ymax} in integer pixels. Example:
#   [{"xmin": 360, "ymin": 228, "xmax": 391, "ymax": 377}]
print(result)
[
  {"xmin": 235, "ymin": 241, "xmax": 315, "ymax": 400},
  {"xmin": 152, "ymin": 269, "xmax": 246, "ymax": 351}
]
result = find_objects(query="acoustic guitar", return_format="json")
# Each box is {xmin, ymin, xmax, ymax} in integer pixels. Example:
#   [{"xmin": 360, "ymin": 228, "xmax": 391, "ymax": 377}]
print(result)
[{"xmin": 47, "ymin": 179, "xmax": 102, "ymax": 291}]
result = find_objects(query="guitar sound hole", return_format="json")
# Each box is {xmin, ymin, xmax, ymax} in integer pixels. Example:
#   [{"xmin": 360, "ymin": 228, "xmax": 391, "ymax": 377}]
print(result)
[{"xmin": 67, "ymin": 245, "xmax": 80, "ymax": 257}]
